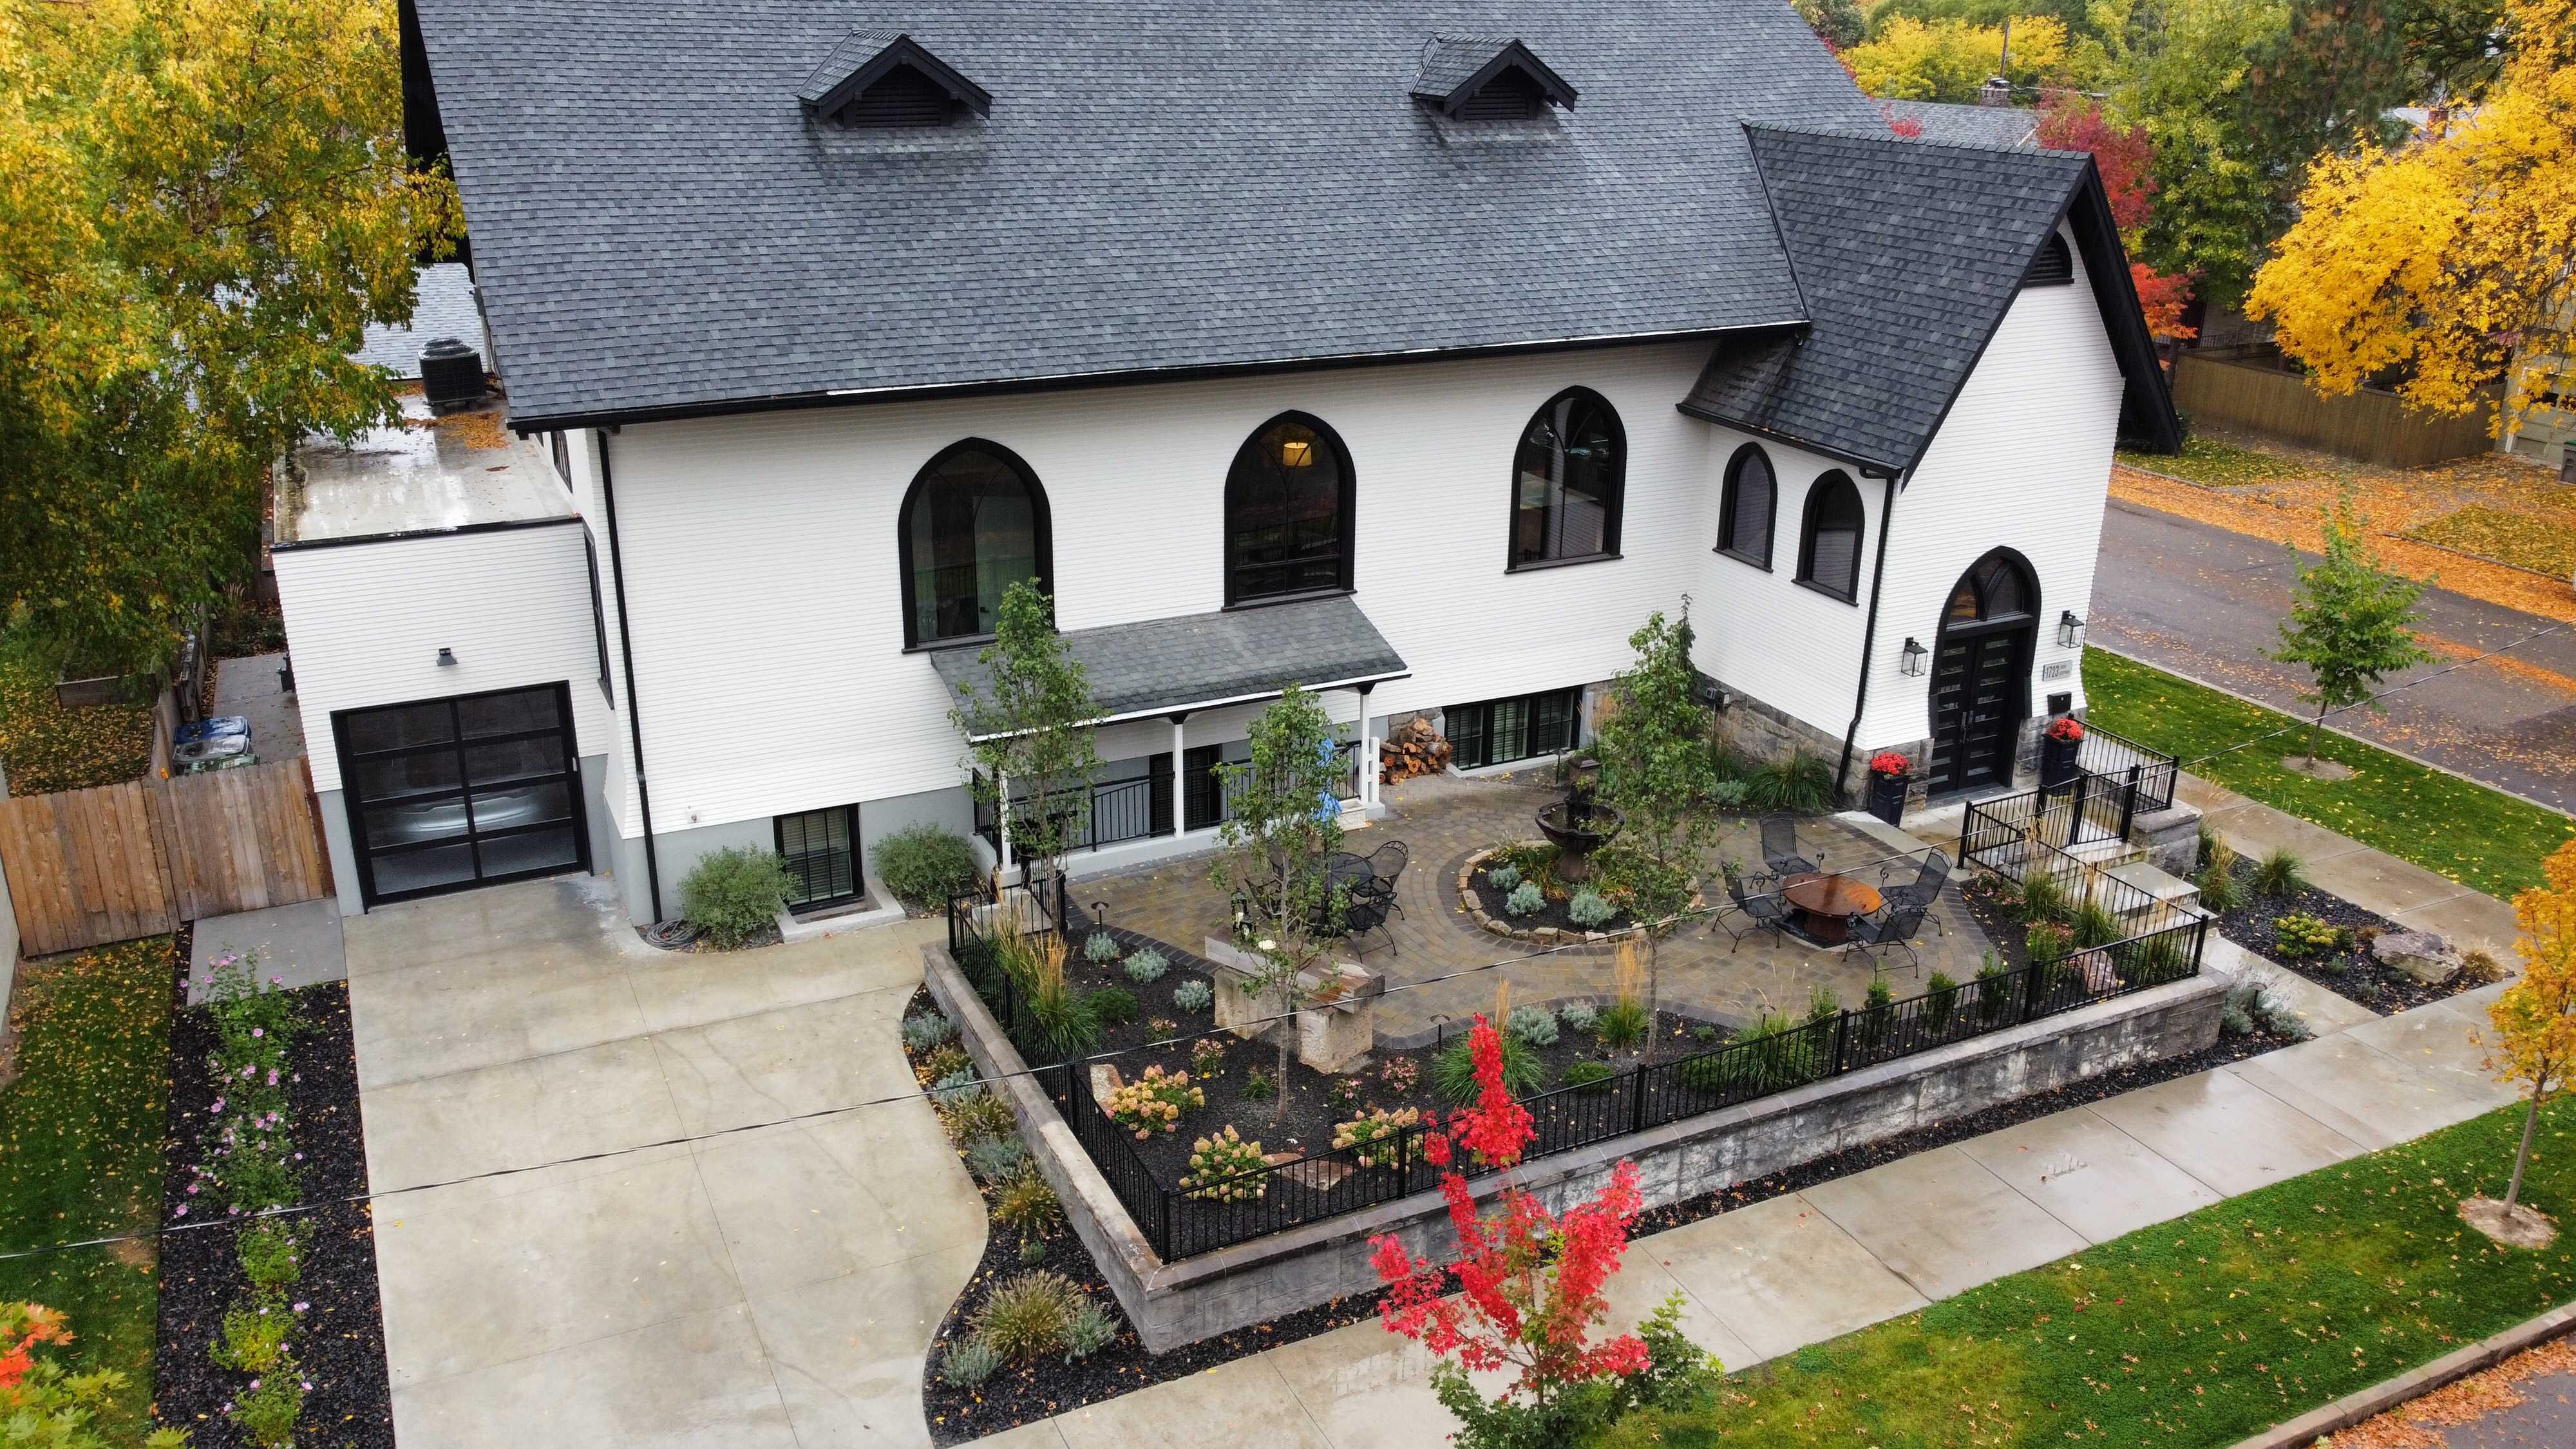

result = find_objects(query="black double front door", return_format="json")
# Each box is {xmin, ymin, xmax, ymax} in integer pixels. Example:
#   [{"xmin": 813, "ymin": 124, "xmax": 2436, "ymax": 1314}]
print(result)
[{"xmin": 1926, "ymin": 624, "xmax": 2030, "ymax": 797}]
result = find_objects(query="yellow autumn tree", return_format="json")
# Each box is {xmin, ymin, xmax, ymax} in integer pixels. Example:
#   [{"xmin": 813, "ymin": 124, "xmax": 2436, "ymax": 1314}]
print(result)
[
  {"xmin": 1842, "ymin": 15, "xmax": 2072, "ymax": 105},
  {"xmin": 2248, "ymin": 0, "xmax": 2576, "ymax": 433},
  {"xmin": 2483, "ymin": 839, "xmax": 2576, "ymax": 1233}
]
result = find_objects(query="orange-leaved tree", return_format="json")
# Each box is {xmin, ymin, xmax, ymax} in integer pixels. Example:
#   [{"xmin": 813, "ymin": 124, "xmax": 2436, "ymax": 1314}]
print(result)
[
  {"xmin": 2486, "ymin": 839, "xmax": 2576, "ymax": 1216},
  {"xmin": 1369, "ymin": 1016, "xmax": 1718, "ymax": 1446}
]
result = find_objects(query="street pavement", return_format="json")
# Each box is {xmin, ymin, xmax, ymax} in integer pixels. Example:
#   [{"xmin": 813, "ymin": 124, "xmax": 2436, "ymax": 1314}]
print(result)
[{"xmin": 2093, "ymin": 498, "xmax": 2576, "ymax": 813}]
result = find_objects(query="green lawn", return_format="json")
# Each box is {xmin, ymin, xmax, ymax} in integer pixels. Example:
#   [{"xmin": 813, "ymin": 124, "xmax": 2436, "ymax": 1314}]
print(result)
[
  {"xmin": 0, "ymin": 938, "xmax": 176, "ymax": 1439},
  {"xmin": 2116, "ymin": 436, "xmax": 2313, "ymax": 488},
  {"xmin": 1600, "ymin": 1097, "xmax": 2576, "ymax": 1448},
  {"xmin": 0, "ymin": 635, "xmax": 155, "ymax": 794},
  {"xmin": 2083, "ymin": 649, "xmax": 2575, "ymax": 900}
]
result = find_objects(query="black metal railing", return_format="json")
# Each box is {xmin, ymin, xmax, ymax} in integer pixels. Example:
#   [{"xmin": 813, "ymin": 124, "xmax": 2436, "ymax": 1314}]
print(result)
[
  {"xmin": 2074, "ymin": 723, "xmax": 2179, "ymax": 814},
  {"xmin": 974, "ymin": 773, "xmax": 1171, "ymax": 858},
  {"xmin": 943, "ymin": 869, "xmax": 1072, "ymax": 960},
  {"xmin": 1029, "ymin": 916, "xmax": 2205, "ymax": 1262}
]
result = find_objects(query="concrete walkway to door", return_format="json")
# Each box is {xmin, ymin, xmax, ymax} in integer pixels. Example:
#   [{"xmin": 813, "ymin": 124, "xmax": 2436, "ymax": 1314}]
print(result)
[{"xmin": 346, "ymin": 876, "xmax": 980, "ymax": 1448}]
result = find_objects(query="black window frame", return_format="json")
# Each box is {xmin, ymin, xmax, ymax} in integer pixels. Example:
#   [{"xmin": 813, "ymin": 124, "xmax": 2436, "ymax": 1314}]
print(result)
[
  {"xmin": 1714, "ymin": 442, "xmax": 1777, "ymax": 571},
  {"xmin": 896, "ymin": 438, "xmax": 1055, "ymax": 652},
  {"xmin": 1795, "ymin": 470, "xmax": 1866, "ymax": 603},
  {"xmin": 1506, "ymin": 386, "xmax": 1625, "ymax": 573},
  {"xmin": 1445, "ymin": 687, "xmax": 1582, "ymax": 772},
  {"xmin": 774, "ymin": 804, "xmax": 862, "ymax": 912},
  {"xmin": 581, "ymin": 527, "xmax": 614, "ymax": 706},
  {"xmin": 1223, "ymin": 411, "xmax": 1358, "ymax": 609},
  {"xmin": 549, "ymin": 430, "xmax": 573, "ymax": 489}
]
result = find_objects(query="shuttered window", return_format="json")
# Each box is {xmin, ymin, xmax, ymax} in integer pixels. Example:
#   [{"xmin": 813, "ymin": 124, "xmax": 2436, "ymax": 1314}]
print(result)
[
  {"xmin": 1716, "ymin": 444, "xmax": 1775, "ymax": 569},
  {"xmin": 1797, "ymin": 471, "xmax": 1865, "ymax": 602}
]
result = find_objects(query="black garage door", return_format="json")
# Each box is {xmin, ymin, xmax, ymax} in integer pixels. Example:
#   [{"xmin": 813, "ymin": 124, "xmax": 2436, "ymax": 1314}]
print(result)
[{"xmin": 336, "ymin": 683, "xmax": 589, "ymax": 905}]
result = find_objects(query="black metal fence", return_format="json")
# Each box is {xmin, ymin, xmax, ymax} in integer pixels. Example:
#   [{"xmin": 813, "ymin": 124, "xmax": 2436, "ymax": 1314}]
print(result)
[
  {"xmin": 2074, "ymin": 722, "xmax": 2179, "ymax": 814},
  {"xmin": 974, "ymin": 774, "xmax": 1170, "ymax": 858},
  {"xmin": 993, "ymin": 920, "xmax": 2203, "ymax": 1262}
]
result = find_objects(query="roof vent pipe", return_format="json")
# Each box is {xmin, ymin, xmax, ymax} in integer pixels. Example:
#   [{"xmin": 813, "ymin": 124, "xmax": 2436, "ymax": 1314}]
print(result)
[{"xmin": 420, "ymin": 336, "xmax": 487, "ymax": 413}]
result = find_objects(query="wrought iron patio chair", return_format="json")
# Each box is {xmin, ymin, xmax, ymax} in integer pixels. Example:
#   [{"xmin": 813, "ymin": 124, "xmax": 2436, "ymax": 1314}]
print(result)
[
  {"xmin": 1340, "ymin": 891, "xmax": 1397, "ymax": 958},
  {"xmin": 1365, "ymin": 841, "xmax": 1410, "ymax": 917},
  {"xmin": 1759, "ymin": 813, "xmax": 1817, "ymax": 878},
  {"xmin": 1878, "ymin": 849, "xmax": 1952, "ymax": 935},
  {"xmin": 1714, "ymin": 860, "xmax": 1792, "ymax": 953},
  {"xmin": 1844, "ymin": 900, "xmax": 1931, "ymax": 974}
]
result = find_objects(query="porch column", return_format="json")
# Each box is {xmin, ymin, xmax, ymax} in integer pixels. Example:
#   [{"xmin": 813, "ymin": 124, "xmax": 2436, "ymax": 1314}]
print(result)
[
  {"xmin": 1356, "ymin": 682, "xmax": 1379, "ymax": 810},
  {"xmin": 1169, "ymin": 713, "xmax": 1189, "ymax": 836}
]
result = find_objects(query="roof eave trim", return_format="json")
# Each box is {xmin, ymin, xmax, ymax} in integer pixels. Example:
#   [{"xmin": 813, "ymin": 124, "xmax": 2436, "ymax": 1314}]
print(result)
[
  {"xmin": 1671, "ymin": 398, "xmax": 1905, "ymax": 476},
  {"xmin": 956, "ymin": 667, "xmax": 1413, "ymax": 743},
  {"xmin": 505, "ymin": 319, "xmax": 1804, "ymax": 435}
]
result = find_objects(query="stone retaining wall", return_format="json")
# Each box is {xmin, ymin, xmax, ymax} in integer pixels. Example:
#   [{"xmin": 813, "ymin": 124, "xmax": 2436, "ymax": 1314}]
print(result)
[{"xmin": 926, "ymin": 943, "xmax": 2226, "ymax": 1354}]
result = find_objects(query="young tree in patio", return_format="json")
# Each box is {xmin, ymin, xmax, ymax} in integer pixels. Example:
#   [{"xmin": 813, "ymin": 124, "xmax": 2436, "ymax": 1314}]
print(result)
[
  {"xmin": 2268, "ymin": 495, "xmax": 2432, "ymax": 768},
  {"xmin": 1208, "ymin": 683, "xmax": 1345, "ymax": 1124},
  {"xmin": 952, "ymin": 580, "xmax": 1101, "ymax": 900},
  {"xmin": 1593, "ymin": 605, "xmax": 1720, "ymax": 1061},
  {"xmin": 2480, "ymin": 838, "xmax": 2576, "ymax": 1242}
]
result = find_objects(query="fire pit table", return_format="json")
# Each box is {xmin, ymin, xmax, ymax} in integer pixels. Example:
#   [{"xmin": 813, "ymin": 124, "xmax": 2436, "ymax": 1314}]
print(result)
[{"xmin": 1779, "ymin": 872, "xmax": 1883, "ymax": 946}]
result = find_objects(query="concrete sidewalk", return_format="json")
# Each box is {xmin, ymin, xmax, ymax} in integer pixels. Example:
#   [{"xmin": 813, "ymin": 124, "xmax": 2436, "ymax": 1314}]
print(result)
[{"xmin": 972, "ymin": 790, "xmax": 2532, "ymax": 1448}]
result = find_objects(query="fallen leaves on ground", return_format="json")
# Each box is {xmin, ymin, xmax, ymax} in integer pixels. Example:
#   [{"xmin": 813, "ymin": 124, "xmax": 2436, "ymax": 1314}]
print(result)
[
  {"xmin": 0, "ymin": 640, "xmax": 154, "ymax": 794},
  {"xmin": 2333, "ymin": 1336, "xmax": 2576, "ymax": 1448}
]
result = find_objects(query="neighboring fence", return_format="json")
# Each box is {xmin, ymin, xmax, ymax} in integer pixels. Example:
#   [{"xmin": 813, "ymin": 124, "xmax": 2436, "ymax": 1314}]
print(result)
[
  {"xmin": 2171, "ymin": 345, "xmax": 2498, "ymax": 468},
  {"xmin": 0, "ymin": 760, "xmax": 334, "ymax": 956},
  {"xmin": 948, "ymin": 900, "xmax": 2204, "ymax": 1262}
]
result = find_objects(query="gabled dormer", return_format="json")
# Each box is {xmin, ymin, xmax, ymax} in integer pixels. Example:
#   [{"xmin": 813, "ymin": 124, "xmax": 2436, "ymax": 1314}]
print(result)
[
  {"xmin": 799, "ymin": 30, "xmax": 991, "ymax": 128},
  {"xmin": 1409, "ymin": 35, "xmax": 1577, "ymax": 121}
]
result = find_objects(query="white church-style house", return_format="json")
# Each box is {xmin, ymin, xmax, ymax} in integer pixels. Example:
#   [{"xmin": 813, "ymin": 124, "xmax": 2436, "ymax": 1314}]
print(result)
[{"xmin": 271, "ymin": 0, "xmax": 2180, "ymax": 926}]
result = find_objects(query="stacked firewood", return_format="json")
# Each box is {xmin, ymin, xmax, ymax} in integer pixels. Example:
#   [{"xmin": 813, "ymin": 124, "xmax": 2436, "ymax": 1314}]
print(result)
[{"xmin": 1379, "ymin": 715, "xmax": 1453, "ymax": 784}]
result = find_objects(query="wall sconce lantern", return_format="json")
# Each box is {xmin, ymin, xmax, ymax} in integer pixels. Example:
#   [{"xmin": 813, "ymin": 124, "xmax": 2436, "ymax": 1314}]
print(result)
[
  {"xmin": 1899, "ymin": 637, "xmax": 1927, "ymax": 677},
  {"xmin": 2058, "ymin": 611, "xmax": 2086, "ymax": 649},
  {"xmin": 436, "ymin": 647, "xmax": 458, "ymax": 667}
]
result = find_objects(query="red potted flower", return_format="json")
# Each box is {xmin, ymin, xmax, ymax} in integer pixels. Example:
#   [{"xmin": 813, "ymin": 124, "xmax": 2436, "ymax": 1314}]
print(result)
[
  {"xmin": 1866, "ymin": 750, "xmax": 1911, "ymax": 825},
  {"xmin": 2041, "ymin": 714, "xmax": 2085, "ymax": 790}
]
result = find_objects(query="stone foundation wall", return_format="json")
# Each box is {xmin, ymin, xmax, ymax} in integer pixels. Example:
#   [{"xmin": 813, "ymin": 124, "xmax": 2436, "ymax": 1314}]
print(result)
[{"xmin": 928, "ymin": 943, "xmax": 2226, "ymax": 1354}]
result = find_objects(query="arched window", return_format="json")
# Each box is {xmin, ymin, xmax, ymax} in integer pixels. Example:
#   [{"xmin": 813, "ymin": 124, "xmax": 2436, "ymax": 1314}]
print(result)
[
  {"xmin": 1226, "ymin": 413, "xmax": 1354, "ymax": 605},
  {"xmin": 1510, "ymin": 388, "xmax": 1624, "ymax": 568},
  {"xmin": 1946, "ymin": 549, "xmax": 2035, "ymax": 623},
  {"xmin": 1715, "ymin": 444, "xmax": 1776, "ymax": 569},
  {"xmin": 898, "ymin": 440, "xmax": 1050, "ymax": 648},
  {"xmin": 1796, "ymin": 471, "xmax": 1865, "ymax": 602}
]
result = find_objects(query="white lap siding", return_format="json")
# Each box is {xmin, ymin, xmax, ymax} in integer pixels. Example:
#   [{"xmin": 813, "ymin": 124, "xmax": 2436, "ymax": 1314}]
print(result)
[
  {"xmin": 596, "ymin": 341, "xmax": 1728, "ymax": 842},
  {"xmin": 273, "ymin": 522, "xmax": 618, "ymax": 795}
]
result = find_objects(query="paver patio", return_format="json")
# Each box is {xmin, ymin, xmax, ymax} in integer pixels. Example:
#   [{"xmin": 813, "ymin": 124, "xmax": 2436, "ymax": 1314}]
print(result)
[
  {"xmin": 347, "ymin": 876, "xmax": 976, "ymax": 1448},
  {"xmin": 1081, "ymin": 772, "xmax": 1994, "ymax": 1038}
]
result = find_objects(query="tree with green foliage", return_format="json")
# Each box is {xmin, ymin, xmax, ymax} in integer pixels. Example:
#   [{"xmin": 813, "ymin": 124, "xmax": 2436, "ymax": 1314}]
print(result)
[
  {"xmin": 1, "ymin": 0, "xmax": 463, "ymax": 679},
  {"xmin": 952, "ymin": 581, "xmax": 1101, "ymax": 893},
  {"xmin": 1795, "ymin": 0, "xmax": 1868, "ymax": 50},
  {"xmin": 1595, "ymin": 606, "xmax": 1720, "ymax": 1062},
  {"xmin": 2268, "ymin": 495, "xmax": 2433, "ymax": 766},
  {"xmin": 1208, "ymin": 685, "xmax": 1347, "ymax": 1122}
]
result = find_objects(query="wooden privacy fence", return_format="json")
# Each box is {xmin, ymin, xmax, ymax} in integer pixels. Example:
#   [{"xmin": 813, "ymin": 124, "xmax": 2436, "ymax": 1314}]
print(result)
[
  {"xmin": 2172, "ymin": 345, "xmax": 2499, "ymax": 468},
  {"xmin": 0, "ymin": 759, "xmax": 333, "ymax": 957}
]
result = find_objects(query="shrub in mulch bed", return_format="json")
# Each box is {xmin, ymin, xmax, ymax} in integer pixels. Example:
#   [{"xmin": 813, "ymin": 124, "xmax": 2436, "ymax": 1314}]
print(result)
[
  {"xmin": 151, "ymin": 956, "xmax": 392, "ymax": 1449},
  {"xmin": 903, "ymin": 979, "xmax": 2306, "ymax": 1443},
  {"xmin": 1465, "ymin": 843, "xmax": 1638, "ymax": 938},
  {"xmin": 2202, "ymin": 858, "xmax": 2497, "ymax": 1014}
]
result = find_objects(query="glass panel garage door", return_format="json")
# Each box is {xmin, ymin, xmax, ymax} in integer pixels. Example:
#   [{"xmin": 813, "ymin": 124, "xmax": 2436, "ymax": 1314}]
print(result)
[{"xmin": 337, "ymin": 684, "xmax": 587, "ymax": 905}]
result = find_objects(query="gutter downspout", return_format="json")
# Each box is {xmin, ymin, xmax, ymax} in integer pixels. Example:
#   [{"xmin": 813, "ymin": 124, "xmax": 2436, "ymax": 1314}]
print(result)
[
  {"xmin": 1835, "ymin": 470, "xmax": 1906, "ymax": 804},
  {"xmin": 594, "ymin": 430, "xmax": 663, "ymax": 923}
]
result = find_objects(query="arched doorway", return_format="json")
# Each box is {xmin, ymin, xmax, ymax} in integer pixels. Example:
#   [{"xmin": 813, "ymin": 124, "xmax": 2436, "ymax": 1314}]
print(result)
[{"xmin": 1926, "ymin": 549, "xmax": 2039, "ymax": 797}]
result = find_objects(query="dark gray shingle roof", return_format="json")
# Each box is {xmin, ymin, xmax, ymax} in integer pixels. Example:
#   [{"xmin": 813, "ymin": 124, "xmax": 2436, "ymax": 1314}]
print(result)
[
  {"xmin": 409, "ymin": 0, "xmax": 1879, "ymax": 428},
  {"xmin": 352, "ymin": 264, "xmax": 488, "ymax": 379},
  {"xmin": 1680, "ymin": 126, "xmax": 2090, "ymax": 474},
  {"xmin": 1884, "ymin": 100, "xmax": 2040, "ymax": 150},
  {"xmin": 932, "ymin": 596, "xmax": 1408, "ymax": 732},
  {"xmin": 1412, "ymin": 35, "xmax": 1518, "ymax": 95},
  {"xmin": 797, "ymin": 29, "xmax": 900, "ymax": 105}
]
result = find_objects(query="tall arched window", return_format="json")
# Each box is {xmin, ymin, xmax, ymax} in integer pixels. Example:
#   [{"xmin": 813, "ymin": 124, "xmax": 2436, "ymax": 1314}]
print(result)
[
  {"xmin": 1226, "ymin": 413, "xmax": 1354, "ymax": 605},
  {"xmin": 1510, "ymin": 388, "xmax": 1624, "ymax": 568},
  {"xmin": 898, "ymin": 440, "xmax": 1050, "ymax": 648},
  {"xmin": 1715, "ymin": 443, "xmax": 1776, "ymax": 569},
  {"xmin": 1796, "ymin": 470, "xmax": 1865, "ymax": 602}
]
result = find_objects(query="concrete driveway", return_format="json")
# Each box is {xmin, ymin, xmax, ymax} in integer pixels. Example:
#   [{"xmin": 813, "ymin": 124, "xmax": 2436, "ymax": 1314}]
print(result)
[
  {"xmin": 344, "ymin": 876, "xmax": 978, "ymax": 1448},
  {"xmin": 2095, "ymin": 499, "xmax": 2576, "ymax": 812}
]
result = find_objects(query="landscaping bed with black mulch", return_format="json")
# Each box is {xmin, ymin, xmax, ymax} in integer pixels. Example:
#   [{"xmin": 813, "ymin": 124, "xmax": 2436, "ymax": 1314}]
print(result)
[
  {"xmin": 2201, "ymin": 858, "xmax": 2493, "ymax": 1014},
  {"xmin": 906, "ymin": 976, "xmax": 2306, "ymax": 1444},
  {"xmin": 1464, "ymin": 845, "xmax": 1640, "ymax": 938},
  {"xmin": 151, "ymin": 967, "xmax": 392, "ymax": 1448}
]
